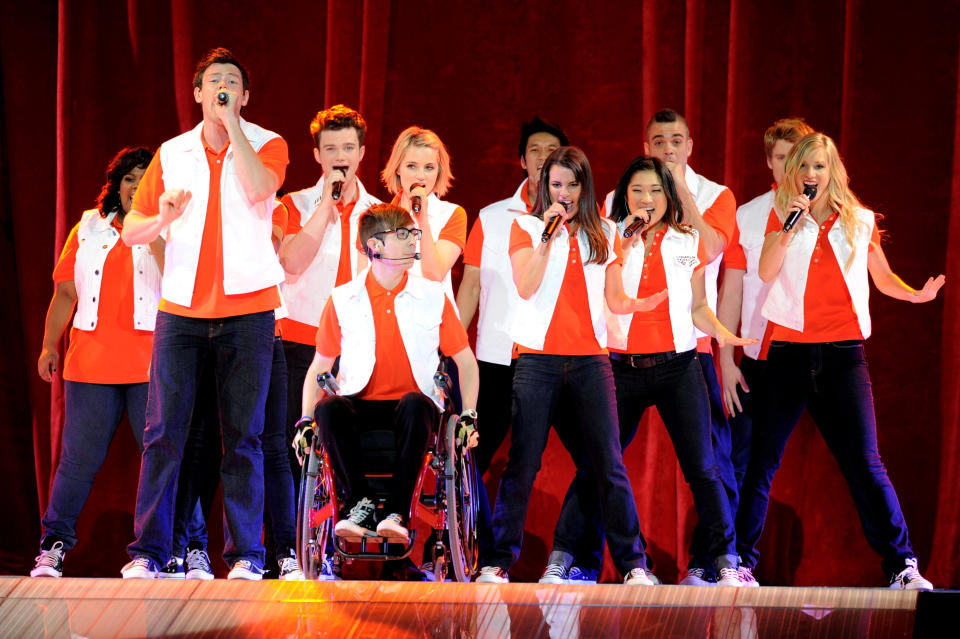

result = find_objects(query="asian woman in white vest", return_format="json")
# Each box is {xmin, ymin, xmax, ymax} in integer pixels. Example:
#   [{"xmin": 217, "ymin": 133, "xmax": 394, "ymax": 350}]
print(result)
[
  {"xmin": 545, "ymin": 156, "xmax": 758, "ymax": 586},
  {"xmin": 32, "ymin": 147, "xmax": 162, "ymax": 578},
  {"xmin": 476, "ymin": 147, "xmax": 667, "ymax": 585},
  {"xmin": 737, "ymin": 132, "xmax": 944, "ymax": 590}
]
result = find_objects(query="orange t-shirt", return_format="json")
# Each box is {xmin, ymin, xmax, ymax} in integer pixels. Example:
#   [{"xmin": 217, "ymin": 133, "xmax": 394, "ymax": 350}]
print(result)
[
  {"xmin": 464, "ymin": 186, "xmax": 532, "ymax": 268},
  {"xmin": 696, "ymin": 188, "xmax": 738, "ymax": 354},
  {"xmin": 278, "ymin": 188, "xmax": 359, "ymax": 345},
  {"xmin": 612, "ymin": 226, "xmax": 707, "ymax": 354},
  {"xmin": 765, "ymin": 210, "xmax": 880, "ymax": 343},
  {"xmin": 509, "ymin": 221, "xmax": 622, "ymax": 356},
  {"xmin": 723, "ymin": 215, "xmax": 748, "ymax": 271},
  {"xmin": 132, "ymin": 135, "xmax": 288, "ymax": 318},
  {"xmin": 314, "ymin": 271, "xmax": 469, "ymax": 400},
  {"xmin": 53, "ymin": 218, "xmax": 154, "ymax": 384}
]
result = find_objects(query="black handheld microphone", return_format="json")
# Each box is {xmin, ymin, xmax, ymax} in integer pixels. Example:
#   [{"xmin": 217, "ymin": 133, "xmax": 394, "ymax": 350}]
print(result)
[
  {"xmin": 216, "ymin": 91, "xmax": 228, "ymax": 106},
  {"xmin": 541, "ymin": 200, "xmax": 571, "ymax": 243},
  {"xmin": 331, "ymin": 167, "xmax": 347, "ymax": 201},
  {"xmin": 783, "ymin": 184, "xmax": 818, "ymax": 232},
  {"xmin": 622, "ymin": 213, "xmax": 650, "ymax": 238}
]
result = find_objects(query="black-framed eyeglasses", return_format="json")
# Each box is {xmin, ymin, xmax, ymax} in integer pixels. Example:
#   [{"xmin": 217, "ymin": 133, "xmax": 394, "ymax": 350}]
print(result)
[{"xmin": 373, "ymin": 227, "xmax": 423, "ymax": 241}]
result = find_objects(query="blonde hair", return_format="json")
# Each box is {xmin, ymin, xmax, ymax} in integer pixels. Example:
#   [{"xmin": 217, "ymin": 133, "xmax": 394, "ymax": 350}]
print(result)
[
  {"xmin": 380, "ymin": 126, "xmax": 454, "ymax": 197},
  {"xmin": 775, "ymin": 133, "xmax": 868, "ymax": 270}
]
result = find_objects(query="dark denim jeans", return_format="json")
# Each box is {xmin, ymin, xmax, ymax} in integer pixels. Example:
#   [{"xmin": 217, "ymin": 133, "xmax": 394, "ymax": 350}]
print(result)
[
  {"xmin": 128, "ymin": 309, "xmax": 275, "ymax": 568},
  {"xmin": 551, "ymin": 350, "xmax": 737, "ymax": 572},
  {"xmin": 40, "ymin": 381, "xmax": 148, "ymax": 550},
  {"xmin": 735, "ymin": 341, "xmax": 915, "ymax": 576},
  {"xmin": 283, "ymin": 340, "xmax": 316, "ymax": 478},
  {"xmin": 262, "ymin": 336, "xmax": 297, "ymax": 557},
  {"xmin": 727, "ymin": 355, "xmax": 767, "ymax": 491},
  {"xmin": 687, "ymin": 352, "xmax": 740, "ymax": 571},
  {"xmin": 489, "ymin": 354, "xmax": 647, "ymax": 575}
]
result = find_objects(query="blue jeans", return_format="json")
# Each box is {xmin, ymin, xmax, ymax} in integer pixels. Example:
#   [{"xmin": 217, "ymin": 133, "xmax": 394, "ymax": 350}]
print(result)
[
  {"xmin": 735, "ymin": 341, "xmax": 915, "ymax": 576},
  {"xmin": 40, "ymin": 381, "xmax": 148, "ymax": 550},
  {"xmin": 488, "ymin": 354, "xmax": 646, "ymax": 575},
  {"xmin": 687, "ymin": 352, "xmax": 740, "ymax": 571},
  {"xmin": 552, "ymin": 351, "xmax": 737, "ymax": 572},
  {"xmin": 262, "ymin": 336, "xmax": 296, "ymax": 557},
  {"xmin": 128, "ymin": 310, "xmax": 275, "ymax": 568}
]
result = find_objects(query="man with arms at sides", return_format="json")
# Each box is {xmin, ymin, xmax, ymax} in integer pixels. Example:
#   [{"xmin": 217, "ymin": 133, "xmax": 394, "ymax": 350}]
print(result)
[
  {"xmin": 121, "ymin": 47, "xmax": 288, "ymax": 580},
  {"xmin": 642, "ymin": 108, "xmax": 739, "ymax": 586}
]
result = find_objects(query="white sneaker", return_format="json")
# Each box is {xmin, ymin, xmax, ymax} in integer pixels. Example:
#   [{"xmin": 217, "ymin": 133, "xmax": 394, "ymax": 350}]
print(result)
[
  {"xmin": 716, "ymin": 567, "xmax": 743, "ymax": 587},
  {"xmin": 679, "ymin": 567, "xmax": 715, "ymax": 586},
  {"xmin": 889, "ymin": 558, "xmax": 933, "ymax": 591},
  {"xmin": 121, "ymin": 556, "xmax": 159, "ymax": 579},
  {"xmin": 476, "ymin": 566, "xmax": 509, "ymax": 584},
  {"xmin": 31, "ymin": 542, "xmax": 65, "ymax": 578},
  {"xmin": 738, "ymin": 566, "xmax": 760, "ymax": 588},
  {"xmin": 228, "ymin": 559, "xmax": 264, "ymax": 581},
  {"xmin": 623, "ymin": 568, "xmax": 656, "ymax": 586},
  {"xmin": 538, "ymin": 563, "xmax": 569, "ymax": 585},
  {"xmin": 185, "ymin": 548, "xmax": 214, "ymax": 581},
  {"xmin": 376, "ymin": 513, "xmax": 410, "ymax": 541},
  {"xmin": 278, "ymin": 556, "xmax": 305, "ymax": 581}
]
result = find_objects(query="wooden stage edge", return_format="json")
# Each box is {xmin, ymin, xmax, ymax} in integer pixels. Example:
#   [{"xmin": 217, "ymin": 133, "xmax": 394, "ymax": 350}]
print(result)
[{"xmin": 0, "ymin": 576, "xmax": 945, "ymax": 638}]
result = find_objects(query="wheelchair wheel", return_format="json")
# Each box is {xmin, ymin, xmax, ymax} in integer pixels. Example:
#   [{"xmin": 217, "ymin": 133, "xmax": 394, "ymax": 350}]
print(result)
[
  {"xmin": 443, "ymin": 413, "xmax": 479, "ymax": 582},
  {"xmin": 297, "ymin": 442, "xmax": 336, "ymax": 580}
]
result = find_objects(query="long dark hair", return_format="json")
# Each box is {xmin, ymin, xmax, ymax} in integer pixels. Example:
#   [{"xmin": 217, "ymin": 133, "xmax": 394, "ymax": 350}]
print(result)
[
  {"xmin": 96, "ymin": 146, "xmax": 153, "ymax": 218},
  {"xmin": 610, "ymin": 155, "xmax": 691, "ymax": 236},
  {"xmin": 531, "ymin": 146, "xmax": 608, "ymax": 264}
]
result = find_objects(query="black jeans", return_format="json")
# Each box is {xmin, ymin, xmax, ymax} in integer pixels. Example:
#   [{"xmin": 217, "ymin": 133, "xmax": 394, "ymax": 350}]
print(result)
[
  {"xmin": 313, "ymin": 392, "xmax": 437, "ymax": 516},
  {"xmin": 489, "ymin": 354, "xmax": 647, "ymax": 575},
  {"xmin": 728, "ymin": 355, "xmax": 767, "ymax": 491},
  {"xmin": 735, "ymin": 341, "xmax": 915, "ymax": 576},
  {"xmin": 551, "ymin": 350, "xmax": 738, "ymax": 572}
]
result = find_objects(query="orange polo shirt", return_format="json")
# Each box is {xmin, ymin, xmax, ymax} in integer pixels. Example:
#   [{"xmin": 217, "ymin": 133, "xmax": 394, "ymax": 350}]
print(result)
[
  {"xmin": 765, "ymin": 210, "xmax": 880, "ymax": 344},
  {"xmin": 509, "ymin": 221, "xmax": 623, "ymax": 356},
  {"xmin": 463, "ymin": 186, "xmax": 532, "ymax": 268},
  {"xmin": 697, "ymin": 188, "xmax": 737, "ymax": 355},
  {"xmin": 386, "ymin": 193, "xmax": 468, "ymax": 252},
  {"xmin": 132, "ymin": 135, "xmax": 288, "ymax": 318},
  {"xmin": 314, "ymin": 271, "xmax": 469, "ymax": 401},
  {"xmin": 53, "ymin": 217, "xmax": 153, "ymax": 384},
  {"xmin": 611, "ymin": 226, "xmax": 707, "ymax": 354},
  {"xmin": 278, "ymin": 188, "xmax": 359, "ymax": 345}
]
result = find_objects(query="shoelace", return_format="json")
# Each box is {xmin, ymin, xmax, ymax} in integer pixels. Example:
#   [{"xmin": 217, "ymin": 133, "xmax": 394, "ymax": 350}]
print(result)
[
  {"xmin": 542, "ymin": 564, "xmax": 567, "ymax": 579},
  {"xmin": 279, "ymin": 557, "xmax": 300, "ymax": 574},
  {"xmin": 130, "ymin": 557, "xmax": 154, "ymax": 570},
  {"xmin": 718, "ymin": 567, "xmax": 740, "ymax": 583},
  {"xmin": 348, "ymin": 498, "xmax": 375, "ymax": 523},
  {"xmin": 481, "ymin": 566, "xmax": 506, "ymax": 578},
  {"xmin": 34, "ymin": 542, "xmax": 64, "ymax": 567},
  {"xmin": 687, "ymin": 568, "xmax": 707, "ymax": 578},
  {"xmin": 186, "ymin": 549, "xmax": 212, "ymax": 572}
]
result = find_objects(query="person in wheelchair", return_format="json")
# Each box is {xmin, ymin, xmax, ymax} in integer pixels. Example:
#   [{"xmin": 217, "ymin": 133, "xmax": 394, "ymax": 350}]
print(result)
[{"xmin": 300, "ymin": 202, "xmax": 480, "ymax": 544}]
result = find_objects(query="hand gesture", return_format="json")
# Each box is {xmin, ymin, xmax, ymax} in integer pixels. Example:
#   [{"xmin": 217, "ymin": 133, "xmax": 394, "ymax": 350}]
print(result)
[
  {"xmin": 632, "ymin": 288, "xmax": 668, "ymax": 312},
  {"xmin": 38, "ymin": 347, "xmax": 59, "ymax": 382},
  {"xmin": 720, "ymin": 358, "xmax": 749, "ymax": 415},
  {"xmin": 910, "ymin": 274, "xmax": 946, "ymax": 303},
  {"xmin": 158, "ymin": 189, "xmax": 192, "ymax": 225}
]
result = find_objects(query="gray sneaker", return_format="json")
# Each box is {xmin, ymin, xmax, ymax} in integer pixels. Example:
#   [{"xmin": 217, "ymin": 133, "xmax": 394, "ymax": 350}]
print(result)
[
  {"xmin": 185, "ymin": 548, "xmax": 214, "ymax": 581},
  {"xmin": 538, "ymin": 563, "xmax": 569, "ymax": 584}
]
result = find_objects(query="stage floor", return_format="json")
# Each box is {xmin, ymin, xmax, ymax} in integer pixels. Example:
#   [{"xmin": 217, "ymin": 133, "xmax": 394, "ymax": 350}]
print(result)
[{"xmin": 0, "ymin": 577, "xmax": 922, "ymax": 638}]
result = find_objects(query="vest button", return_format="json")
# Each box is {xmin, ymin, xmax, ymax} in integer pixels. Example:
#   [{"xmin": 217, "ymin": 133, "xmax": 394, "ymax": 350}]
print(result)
[
  {"xmin": 92, "ymin": 297, "xmax": 96, "ymax": 302},
  {"xmin": 90, "ymin": 322, "xmax": 94, "ymax": 327},
  {"xmin": 95, "ymin": 270, "xmax": 99, "ymax": 275}
]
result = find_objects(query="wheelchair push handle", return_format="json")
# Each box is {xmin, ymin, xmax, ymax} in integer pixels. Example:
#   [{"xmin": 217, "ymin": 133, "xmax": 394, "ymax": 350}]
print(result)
[{"xmin": 318, "ymin": 371, "xmax": 341, "ymax": 396}]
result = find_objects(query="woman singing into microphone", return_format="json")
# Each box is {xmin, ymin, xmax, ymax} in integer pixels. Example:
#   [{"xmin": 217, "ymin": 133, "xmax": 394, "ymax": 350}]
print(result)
[
  {"xmin": 379, "ymin": 126, "xmax": 467, "ymax": 297},
  {"xmin": 542, "ymin": 156, "xmax": 757, "ymax": 586},
  {"xmin": 476, "ymin": 147, "xmax": 666, "ymax": 585},
  {"xmin": 736, "ymin": 132, "xmax": 944, "ymax": 590}
]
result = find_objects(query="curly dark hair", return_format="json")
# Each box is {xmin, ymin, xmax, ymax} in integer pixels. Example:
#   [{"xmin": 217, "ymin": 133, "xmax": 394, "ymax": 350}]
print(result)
[{"xmin": 96, "ymin": 146, "xmax": 153, "ymax": 217}]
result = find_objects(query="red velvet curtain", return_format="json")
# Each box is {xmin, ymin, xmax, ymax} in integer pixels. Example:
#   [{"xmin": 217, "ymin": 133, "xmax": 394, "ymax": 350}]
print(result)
[{"xmin": 1, "ymin": 0, "xmax": 958, "ymax": 585}]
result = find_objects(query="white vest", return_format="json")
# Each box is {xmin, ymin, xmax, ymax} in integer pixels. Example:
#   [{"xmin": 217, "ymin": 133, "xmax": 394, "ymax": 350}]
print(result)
[
  {"xmin": 474, "ymin": 180, "xmax": 528, "ymax": 365},
  {"xmin": 283, "ymin": 177, "xmax": 381, "ymax": 326},
  {"xmin": 331, "ymin": 269, "xmax": 445, "ymax": 409},
  {"xmin": 73, "ymin": 209, "xmax": 161, "ymax": 331},
  {"xmin": 762, "ymin": 207, "xmax": 874, "ymax": 339},
  {"xmin": 157, "ymin": 119, "xmax": 285, "ymax": 307},
  {"xmin": 510, "ymin": 215, "xmax": 618, "ymax": 351},
  {"xmin": 685, "ymin": 165, "xmax": 731, "ymax": 339},
  {"xmin": 735, "ymin": 190, "xmax": 775, "ymax": 359},
  {"xmin": 410, "ymin": 193, "xmax": 460, "ymax": 305},
  {"xmin": 607, "ymin": 225, "xmax": 700, "ymax": 353}
]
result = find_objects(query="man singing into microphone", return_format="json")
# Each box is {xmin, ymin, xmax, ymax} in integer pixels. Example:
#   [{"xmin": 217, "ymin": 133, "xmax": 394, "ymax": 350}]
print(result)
[
  {"xmin": 300, "ymin": 203, "xmax": 480, "ymax": 544},
  {"xmin": 641, "ymin": 109, "xmax": 741, "ymax": 587},
  {"xmin": 278, "ymin": 105, "xmax": 381, "ymax": 465},
  {"xmin": 120, "ymin": 48, "xmax": 288, "ymax": 580}
]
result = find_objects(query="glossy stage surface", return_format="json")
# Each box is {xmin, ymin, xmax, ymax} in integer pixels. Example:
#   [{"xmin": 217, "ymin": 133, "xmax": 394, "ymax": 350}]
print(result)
[{"xmin": 0, "ymin": 577, "xmax": 924, "ymax": 638}]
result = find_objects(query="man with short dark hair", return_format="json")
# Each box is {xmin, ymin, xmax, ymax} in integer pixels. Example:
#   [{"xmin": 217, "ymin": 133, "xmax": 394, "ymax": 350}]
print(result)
[{"xmin": 121, "ymin": 47, "xmax": 288, "ymax": 580}]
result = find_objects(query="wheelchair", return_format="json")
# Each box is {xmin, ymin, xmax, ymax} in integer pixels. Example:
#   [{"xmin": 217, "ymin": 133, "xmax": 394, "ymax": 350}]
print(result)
[{"xmin": 294, "ymin": 358, "xmax": 479, "ymax": 582}]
